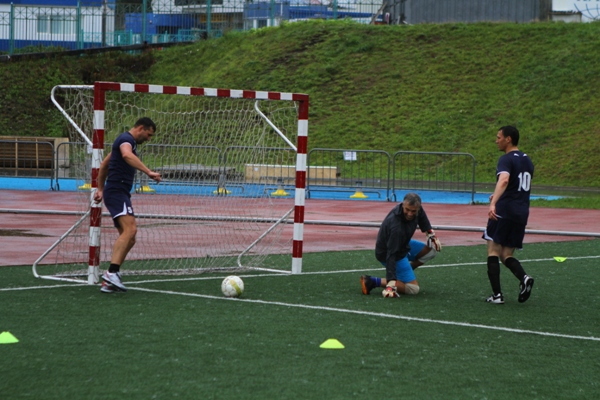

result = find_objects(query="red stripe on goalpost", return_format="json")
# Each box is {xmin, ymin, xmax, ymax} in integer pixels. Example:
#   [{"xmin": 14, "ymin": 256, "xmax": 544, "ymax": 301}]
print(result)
[
  {"xmin": 134, "ymin": 83, "xmax": 150, "ymax": 92},
  {"xmin": 162, "ymin": 86, "xmax": 178, "ymax": 95},
  {"xmin": 293, "ymin": 240, "xmax": 303, "ymax": 259},
  {"xmin": 296, "ymin": 136, "xmax": 308, "ymax": 155},
  {"xmin": 217, "ymin": 88, "xmax": 230, "ymax": 97}
]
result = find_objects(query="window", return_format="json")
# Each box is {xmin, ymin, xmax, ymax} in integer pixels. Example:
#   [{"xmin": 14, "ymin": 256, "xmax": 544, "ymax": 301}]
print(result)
[{"xmin": 37, "ymin": 14, "xmax": 76, "ymax": 35}]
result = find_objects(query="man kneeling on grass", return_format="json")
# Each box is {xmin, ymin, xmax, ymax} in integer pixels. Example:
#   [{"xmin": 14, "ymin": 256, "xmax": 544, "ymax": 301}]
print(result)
[{"xmin": 360, "ymin": 192, "xmax": 442, "ymax": 298}]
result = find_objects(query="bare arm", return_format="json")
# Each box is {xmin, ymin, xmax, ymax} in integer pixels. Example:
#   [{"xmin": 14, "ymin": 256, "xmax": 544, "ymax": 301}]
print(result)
[
  {"xmin": 120, "ymin": 143, "xmax": 162, "ymax": 183},
  {"xmin": 488, "ymin": 172, "xmax": 509, "ymax": 221},
  {"xmin": 93, "ymin": 153, "xmax": 111, "ymax": 203}
]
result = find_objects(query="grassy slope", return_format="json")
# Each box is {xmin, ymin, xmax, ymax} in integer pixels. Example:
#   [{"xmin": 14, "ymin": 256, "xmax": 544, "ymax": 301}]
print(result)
[
  {"xmin": 0, "ymin": 51, "xmax": 154, "ymax": 138},
  {"xmin": 2, "ymin": 20, "xmax": 600, "ymax": 187},
  {"xmin": 146, "ymin": 20, "xmax": 600, "ymax": 186}
]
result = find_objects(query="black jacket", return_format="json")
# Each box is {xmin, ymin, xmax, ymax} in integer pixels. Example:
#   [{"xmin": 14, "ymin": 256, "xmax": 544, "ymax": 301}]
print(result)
[{"xmin": 375, "ymin": 203, "xmax": 433, "ymax": 280}]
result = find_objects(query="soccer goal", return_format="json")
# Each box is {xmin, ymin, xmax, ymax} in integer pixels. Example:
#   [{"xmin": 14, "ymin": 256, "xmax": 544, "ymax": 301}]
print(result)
[{"xmin": 33, "ymin": 82, "xmax": 308, "ymax": 284}]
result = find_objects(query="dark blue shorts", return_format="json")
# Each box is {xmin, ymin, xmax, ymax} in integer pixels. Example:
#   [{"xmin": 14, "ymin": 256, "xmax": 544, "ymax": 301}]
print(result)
[
  {"xmin": 483, "ymin": 217, "xmax": 525, "ymax": 249},
  {"xmin": 103, "ymin": 187, "xmax": 134, "ymax": 228}
]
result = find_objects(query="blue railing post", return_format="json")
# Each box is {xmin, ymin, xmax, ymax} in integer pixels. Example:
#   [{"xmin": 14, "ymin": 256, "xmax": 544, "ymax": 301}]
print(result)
[
  {"xmin": 333, "ymin": 0, "xmax": 338, "ymax": 19},
  {"xmin": 270, "ymin": 0, "xmax": 275, "ymax": 26},
  {"xmin": 9, "ymin": 3, "xmax": 14, "ymax": 54},
  {"xmin": 101, "ymin": 0, "xmax": 107, "ymax": 46},
  {"xmin": 142, "ymin": 0, "xmax": 148, "ymax": 43},
  {"xmin": 77, "ymin": 2, "xmax": 82, "ymax": 49},
  {"xmin": 207, "ymin": 0, "xmax": 212, "ymax": 37}
]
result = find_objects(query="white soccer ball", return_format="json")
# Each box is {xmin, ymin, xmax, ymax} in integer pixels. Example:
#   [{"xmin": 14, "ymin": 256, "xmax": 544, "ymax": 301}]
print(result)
[{"xmin": 221, "ymin": 275, "xmax": 244, "ymax": 298}]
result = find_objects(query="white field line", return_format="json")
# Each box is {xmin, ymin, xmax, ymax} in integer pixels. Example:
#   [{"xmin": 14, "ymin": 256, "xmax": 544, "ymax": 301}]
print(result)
[
  {"xmin": 61, "ymin": 255, "xmax": 600, "ymax": 285},
  {"xmin": 3, "ymin": 255, "xmax": 599, "ymax": 288},
  {"xmin": 129, "ymin": 286, "xmax": 600, "ymax": 342},
  {"xmin": 2, "ymin": 255, "xmax": 600, "ymax": 342}
]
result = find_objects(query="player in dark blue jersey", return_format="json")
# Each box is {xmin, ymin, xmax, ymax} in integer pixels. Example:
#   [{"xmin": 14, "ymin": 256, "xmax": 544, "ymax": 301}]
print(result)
[
  {"xmin": 93, "ymin": 117, "xmax": 162, "ymax": 293},
  {"xmin": 483, "ymin": 126, "xmax": 535, "ymax": 304}
]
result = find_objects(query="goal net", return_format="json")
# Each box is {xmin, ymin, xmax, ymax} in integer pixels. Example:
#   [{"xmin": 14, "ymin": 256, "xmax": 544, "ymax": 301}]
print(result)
[{"xmin": 34, "ymin": 82, "xmax": 308, "ymax": 284}]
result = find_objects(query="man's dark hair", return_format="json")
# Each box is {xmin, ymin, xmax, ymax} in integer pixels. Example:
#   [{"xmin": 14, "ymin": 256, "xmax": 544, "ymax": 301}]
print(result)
[
  {"xmin": 134, "ymin": 117, "xmax": 156, "ymax": 133},
  {"xmin": 403, "ymin": 192, "xmax": 422, "ymax": 208},
  {"xmin": 499, "ymin": 125, "xmax": 519, "ymax": 146}
]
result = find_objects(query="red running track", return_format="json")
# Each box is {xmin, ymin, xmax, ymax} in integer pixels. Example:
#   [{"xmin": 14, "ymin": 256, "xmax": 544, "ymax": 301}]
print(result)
[{"xmin": 1, "ymin": 190, "xmax": 598, "ymax": 267}]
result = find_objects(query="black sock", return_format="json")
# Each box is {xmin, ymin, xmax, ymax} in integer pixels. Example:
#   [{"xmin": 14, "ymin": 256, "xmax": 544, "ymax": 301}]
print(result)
[
  {"xmin": 504, "ymin": 257, "xmax": 526, "ymax": 281},
  {"xmin": 487, "ymin": 256, "xmax": 502, "ymax": 295},
  {"xmin": 108, "ymin": 263, "xmax": 120, "ymax": 273}
]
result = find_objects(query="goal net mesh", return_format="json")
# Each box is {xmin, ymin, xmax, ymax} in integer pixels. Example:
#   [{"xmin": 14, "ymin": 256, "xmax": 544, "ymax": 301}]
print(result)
[{"xmin": 36, "ymin": 84, "xmax": 305, "ymax": 282}]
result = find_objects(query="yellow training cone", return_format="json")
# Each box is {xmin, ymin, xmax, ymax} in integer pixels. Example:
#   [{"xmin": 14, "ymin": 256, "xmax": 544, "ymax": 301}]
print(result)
[
  {"xmin": 213, "ymin": 187, "xmax": 231, "ymax": 195},
  {"xmin": 0, "ymin": 331, "xmax": 19, "ymax": 344},
  {"xmin": 320, "ymin": 338, "xmax": 345, "ymax": 349},
  {"xmin": 135, "ymin": 185, "xmax": 156, "ymax": 193},
  {"xmin": 350, "ymin": 190, "xmax": 368, "ymax": 199},
  {"xmin": 554, "ymin": 257, "xmax": 567, "ymax": 262},
  {"xmin": 271, "ymin": 187, "xmax": 290, "ymax": 197}
]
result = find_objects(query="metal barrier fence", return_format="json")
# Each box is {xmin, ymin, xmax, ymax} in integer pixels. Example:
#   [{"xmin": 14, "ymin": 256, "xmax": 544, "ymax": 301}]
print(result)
[
  {"xmin": 0, "ymin": 0, "xmax": 555, "ymax": 55},
  {"xmin": 306, "ymin": 148, "xmax": 476, "ymax": 202},
  {"xmin": 306, "ymin": 148, "xmax": 391, "ymax": 199},
  {"xmin": 391, "ymin": 151, "xmax": 476, "ymax": 202},
  {"xmin": 0, "ymin": 139, "xmax": 476, "ymax": 201}
]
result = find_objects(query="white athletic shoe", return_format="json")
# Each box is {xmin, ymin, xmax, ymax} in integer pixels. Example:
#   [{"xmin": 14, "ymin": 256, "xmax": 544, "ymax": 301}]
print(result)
[
  {"xmin": 100, "ymin": 281, "xmax": 118, "ymax": 293},
  {"xmin": 485, "ymin": 293, "xmax": 504, "ymax": 304},
  {"xmin": 102, "ymin": 271, "xmax": 127, "ymax": 292}
]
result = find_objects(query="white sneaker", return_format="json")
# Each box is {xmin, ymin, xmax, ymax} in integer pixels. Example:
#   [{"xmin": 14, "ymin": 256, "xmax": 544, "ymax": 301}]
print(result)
[
  {"xmin": 100, "ymin": 281, "xmax": 117, "ymax": 293},
  {"xmin": 485, "ymin": 293, "xmax": 504, "ymax": 304},
  {"xmin": 102, "ymin": 271, "xmax": 127, "ymax": 292}
]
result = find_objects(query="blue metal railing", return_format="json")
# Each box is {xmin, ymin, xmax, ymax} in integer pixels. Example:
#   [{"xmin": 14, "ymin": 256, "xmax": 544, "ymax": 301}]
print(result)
[{"xmin": 0, "ymin": 0, "xmax": 385, "ymax": 55}]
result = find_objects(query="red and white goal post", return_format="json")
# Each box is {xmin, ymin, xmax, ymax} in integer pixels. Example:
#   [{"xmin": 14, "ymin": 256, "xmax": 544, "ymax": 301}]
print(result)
[{"xmin": 34, "ymin": 82, "xmax": 308, "ymax": 284}]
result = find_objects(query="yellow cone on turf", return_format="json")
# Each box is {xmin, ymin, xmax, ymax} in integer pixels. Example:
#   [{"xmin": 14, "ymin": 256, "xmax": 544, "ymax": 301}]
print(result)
[
  {"xmin": 78, "ymin": 183, "xmax": 92, "ymax": 190},
  {"xmin": 0, "ymin": 331, "xmax": 19, "ymax": 344},
  {"xmin": 320, "ymin": 338, "xmax": 345, "ymax": 349},
  {"xmin": 554, "ymin": 256, "xmax": 567, "ymax": 262}
]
